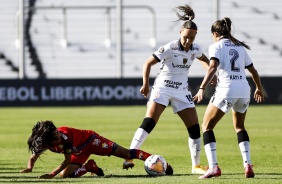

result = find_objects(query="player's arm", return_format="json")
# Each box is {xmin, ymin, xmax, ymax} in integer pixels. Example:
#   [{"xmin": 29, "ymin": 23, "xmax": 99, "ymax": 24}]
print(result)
[
  {"xmin": 193, "ymin": 59, "xmax": 218, "ymax": 103},
  {"xmin": 247, "ymin": 65, "xmax": 264, "ymax": 103},
  {"xmin": 21, "ymin": 154, "xmax": 39, "ymax": 173},
  {"xmin": 140, "ymin": 55, "xmax": 158, "ymax": 98},
  {"xmin": 197, "ymin": 54, "xmax": 217, "ymax": 86},
  {"xmin": 197, "ymin": 54, "xmax": 209, "ymax": 70},
  {"xmin": 39, "ymin": 153, "xmax": 71, "ymax": 179}
]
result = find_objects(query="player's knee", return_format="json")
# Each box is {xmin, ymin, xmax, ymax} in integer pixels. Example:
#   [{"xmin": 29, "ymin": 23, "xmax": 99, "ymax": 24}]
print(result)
[
  {"xmin": 237, "ymin": 130, "xmax": 249, "ymax": 143},
  {"xmin": 139, "ymin": 118, "xmax": 156, "ymax": 134},
  {"xmin": 59, "ymin": 170, "xmax": 67, "ymax": 178},
  {"xmin": 187, "ymin": 124, "xmax": 200, "ymax": 139},
  {"xmin": 203, "ymin": 130, "xmax": 216, "ymax": 145}
]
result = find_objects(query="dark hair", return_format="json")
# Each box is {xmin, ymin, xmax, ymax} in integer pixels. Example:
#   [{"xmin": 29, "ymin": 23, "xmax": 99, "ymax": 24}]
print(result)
[
  {"xmin": 174, "ymin": 5, "xmax": 197, "ymax": 31},
  {"xmin": 27, "ymin": 120, "xmax": 57, "ymax": 154},
  {"xmin": 211, "ymin": 17, "xmax": 250, "ymax": 49}
]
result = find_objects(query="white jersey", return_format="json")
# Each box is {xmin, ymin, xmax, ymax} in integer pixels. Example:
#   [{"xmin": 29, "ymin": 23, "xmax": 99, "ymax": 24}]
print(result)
[
  {"xmin": 153, "ymin": 39, "xmax": 203, "ymax": 91},
  {"xmin": 209, "ymin": 38, "xmax": 253, "ymax": 98}
]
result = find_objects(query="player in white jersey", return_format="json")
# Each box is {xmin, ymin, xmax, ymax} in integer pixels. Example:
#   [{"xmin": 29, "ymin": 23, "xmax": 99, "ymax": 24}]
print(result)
[
  {"xmin": 193, "ymin": 17, "xmax": 264, "ymax": 179},
  {"xmin": 123, "ymin": 5, "xmax": 216, "ymax": 175}
]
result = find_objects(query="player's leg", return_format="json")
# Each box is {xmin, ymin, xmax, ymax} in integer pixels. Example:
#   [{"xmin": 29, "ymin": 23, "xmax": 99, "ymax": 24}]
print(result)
[
  {"xmin": 114, "ymin": 145, "xmax": 151, "ymax": 161},
  {"xmin": 129, "ymin": 101, "xmax": 165, "ymax": 150},
  {"xmin": 173, "ymin": 91, "xmax": 207, "ymax": 175},
  {"xmin": 232, "ymin": 99, "xmax": 254, "ymax": 178},
  {"xmin": 114, "ymin": 145, "xmax": 173, "ymax": 175},
  {"xmin": 124, "ymin": 101, "xmax": 166, "ymax": 169},
  {"xmin": 60, "ymin": 154, "xmax": 104, "ymax": 178},
  {"xmin": 177, "ymin": 107, "xmax": 207, "ymax": 174},
  {"xmin": 199, "ymin": 102, "xmax": 225, "ymax": 179}
]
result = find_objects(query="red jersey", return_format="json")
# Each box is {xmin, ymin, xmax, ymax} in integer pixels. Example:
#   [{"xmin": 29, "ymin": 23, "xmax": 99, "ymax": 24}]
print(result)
[
  {"xmin": 48, "ymin": 126, "xmax": 96, "ymax": 154},
  {"xmin": 33, "ymin": 126, "xmax": 117, "ymax": 164}
]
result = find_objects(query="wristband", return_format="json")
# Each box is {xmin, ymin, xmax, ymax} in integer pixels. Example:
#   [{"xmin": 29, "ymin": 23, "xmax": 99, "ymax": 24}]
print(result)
[{"xmin": 199, "ymin": 87, "xmax": 205, "ymax": 90}]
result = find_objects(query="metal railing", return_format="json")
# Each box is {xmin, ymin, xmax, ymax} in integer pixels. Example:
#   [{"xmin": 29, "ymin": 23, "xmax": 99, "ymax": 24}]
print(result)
[
  {"xmin": 18, "ymin": 5, "xmax": 156, "ymax": 49},
  {"xmin": 16, "ymin": 4, "xmax": 156, "ymax": 78}
]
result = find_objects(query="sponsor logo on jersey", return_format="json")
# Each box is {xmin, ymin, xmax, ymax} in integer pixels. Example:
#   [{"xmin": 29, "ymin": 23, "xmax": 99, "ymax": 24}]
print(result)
[
  {"xmin": 92, "ymin": 138, "xmax": 101, "ymax": 146},
  {"xmin": 158, "ymin": 47, "xmax": 164, "ymax": 53},
  {"xmin": 102, "ymin": 142, "xmax": 109, "ymax": 149},
  {"xmin": 172, "ymin": 63, "xmax": 191, "ymax": 69},
  {"xmin": 174, "ymin": 54, "xmax": 186, "ymax": 57},
  {"xmin": 164, "ymin": 80, "xmax": 182, "ymax": 89}
]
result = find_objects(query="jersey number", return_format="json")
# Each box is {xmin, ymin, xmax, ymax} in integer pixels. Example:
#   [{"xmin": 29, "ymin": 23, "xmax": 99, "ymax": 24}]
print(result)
[
  {"xmin": 186, "ymin": 94, "xmax": 193, "ymax": 102},
  {"xmin": 229, "ymin": 49, "xmax": 240, "ymax": 72}
]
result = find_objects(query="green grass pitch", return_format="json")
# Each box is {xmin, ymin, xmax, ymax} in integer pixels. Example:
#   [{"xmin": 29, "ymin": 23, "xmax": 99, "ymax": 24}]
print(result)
[{"xmin": 0, "ymin": 105, "xmax": 281, "ymax": 184}]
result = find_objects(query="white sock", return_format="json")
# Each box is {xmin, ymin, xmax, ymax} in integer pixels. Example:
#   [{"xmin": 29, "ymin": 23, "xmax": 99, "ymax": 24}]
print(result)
[
  {"xmin": 188, "ymin": 137, "xmax": 201, "ymax": 166},
  {"xmin": 239, "ymin": 141, "xmax": 251, "ymax": 167},
  {"xmin": 204, "ymin": 142, "xmax": 218, "ymax": 169},
  {"xmin": 129, "ymin": 128, "xmax": 149, "ymax": 149}
]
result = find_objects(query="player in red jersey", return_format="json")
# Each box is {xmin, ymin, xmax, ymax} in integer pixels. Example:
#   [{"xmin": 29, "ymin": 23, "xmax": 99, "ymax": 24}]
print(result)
[{"xmin": 21, "ymin": 120, "xmax": 173, "ymax": 179}]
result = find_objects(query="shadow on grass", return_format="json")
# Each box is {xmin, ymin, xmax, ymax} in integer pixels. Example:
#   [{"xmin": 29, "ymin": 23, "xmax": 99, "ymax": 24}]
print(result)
[
  {"xmin": 0, "ymin": 176, "xmax": 72, "ymax": 183},
  {"xmin": 84, "ymin": 173, "xmax": 193, "ymax": 178},
  {"xmin": 211, "ymin": 172, "xmax": 282, "ymax": 180},
  {"xmin": 0, "ymin": 170, "xmax": 48, "ymax": 174},
  {"xmin": 0, "ymin": 174, "xmax": 192, "ymax": 183},
  {"xmin": 0, "ymin": 176, "xmax": 69, "ymax": 183}
]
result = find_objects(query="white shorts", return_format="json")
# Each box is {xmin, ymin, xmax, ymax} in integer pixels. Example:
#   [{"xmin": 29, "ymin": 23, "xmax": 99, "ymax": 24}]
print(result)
[
  {"xmin": 210, "ymin": 95, "xmax": 250, "ymax": 113},
  {"xmin": 149, "ymin": 87, "xmax": 195, "ymax": 113}
]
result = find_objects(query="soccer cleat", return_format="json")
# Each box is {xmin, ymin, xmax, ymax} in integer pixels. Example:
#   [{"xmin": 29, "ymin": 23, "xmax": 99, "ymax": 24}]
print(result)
[
  {"xmin": 86, "ymin": 159, "xmax": 104, "ymax": 176},
  {"xmin": 199, "ymin": 166, "xmax": 221, "ymax": 179},
  {"xmin": 123, "ymin": 159, "xmax": 135, "ymax": 170},
  {"xmin": 192, "ymin": 165, "xmax": 208, "ymax": 174},
  {"xmin": 244, "ymin": 164, "xmax": 255, "ymax": 178},
  {"xmin": 165, "ymin": 163, "xmax": 173, "ymax": 175}
]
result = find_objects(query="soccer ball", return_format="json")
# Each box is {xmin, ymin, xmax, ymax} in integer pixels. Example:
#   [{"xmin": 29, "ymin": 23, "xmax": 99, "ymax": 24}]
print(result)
[{"xmin": 144, "ymin": 155, "xmax": 167, "ymax": 176}]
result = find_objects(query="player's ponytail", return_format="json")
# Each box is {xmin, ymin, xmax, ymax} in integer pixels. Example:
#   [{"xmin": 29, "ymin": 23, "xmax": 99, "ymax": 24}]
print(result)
[
  {"xmin": 174, "ymin": 5, "xmax": 197, "ymax": 31},
  {"xmin": 211, "ymin": 17, "xmax": 250, "ymax": 49}
]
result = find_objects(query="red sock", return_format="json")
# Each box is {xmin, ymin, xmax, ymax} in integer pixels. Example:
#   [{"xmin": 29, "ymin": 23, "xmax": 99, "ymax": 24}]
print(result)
[
  {"xmin": 85, "ymin": 159, "xmax": 99, "ymax": 174},
  {"xmin": 130, "ymin": 149, "xmax": 151, "ymax": 161},
  {"xmin": 72, "ymin": 165, "xmax": 87, "ymax": 177},
  {"xmin": 72, "ymin": 160, "xmax": 99, "ymax": 177}
]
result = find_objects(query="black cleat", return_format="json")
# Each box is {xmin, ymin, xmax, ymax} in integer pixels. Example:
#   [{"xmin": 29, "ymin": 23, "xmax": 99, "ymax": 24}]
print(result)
[
  {"xmin": 97, "ymin": 168, "xmax": 105, "ymax": 176},
  {"xmin": 165, "ymin": 164, "xmax": 173, "ymax": 175}
]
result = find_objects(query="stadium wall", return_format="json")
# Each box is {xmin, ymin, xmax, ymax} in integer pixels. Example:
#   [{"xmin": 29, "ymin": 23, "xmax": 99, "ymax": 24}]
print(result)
[{"xmin": 0, "ymin": 77, "xmax": 280, "ymax": 106}]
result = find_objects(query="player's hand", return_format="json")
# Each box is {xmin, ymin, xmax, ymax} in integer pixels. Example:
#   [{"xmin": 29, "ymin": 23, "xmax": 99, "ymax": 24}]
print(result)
[
  {"xmin": 20, "ymin": 168, "xmax": 32, "ymax": 173},
  {"xmin": 140, "ymin": 85, "xmax": 150, "ymax": 98},
  {"xmin": 193, "ymin": 89, "xmax": 205, "ymax": 103},
  {"xmin": 39, "ymin": 174, "xmax": 54, "ymax": 179},
  {"xmin": 254, "ymin": 89, "xmax": 264, "ymax": 103}
]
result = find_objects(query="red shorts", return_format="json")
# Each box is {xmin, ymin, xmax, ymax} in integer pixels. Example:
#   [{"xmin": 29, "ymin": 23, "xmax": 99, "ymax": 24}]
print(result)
[{"xmin": 70, "ymin": 133, "xmax": 118, "ymax": 165}]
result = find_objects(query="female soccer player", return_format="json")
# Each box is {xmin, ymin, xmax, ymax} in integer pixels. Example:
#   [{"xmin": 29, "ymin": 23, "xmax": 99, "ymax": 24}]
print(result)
[
  {"xmin": 21, "ymin": 120, "xmax": 173, "ymax": 179},
  {"xmin": 123, "ymin": 5, "xmax": 215, "ymax": 174},
  {"xmin": 193, "ymin": 17, "xmax": 264, "ymax": 179}
]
